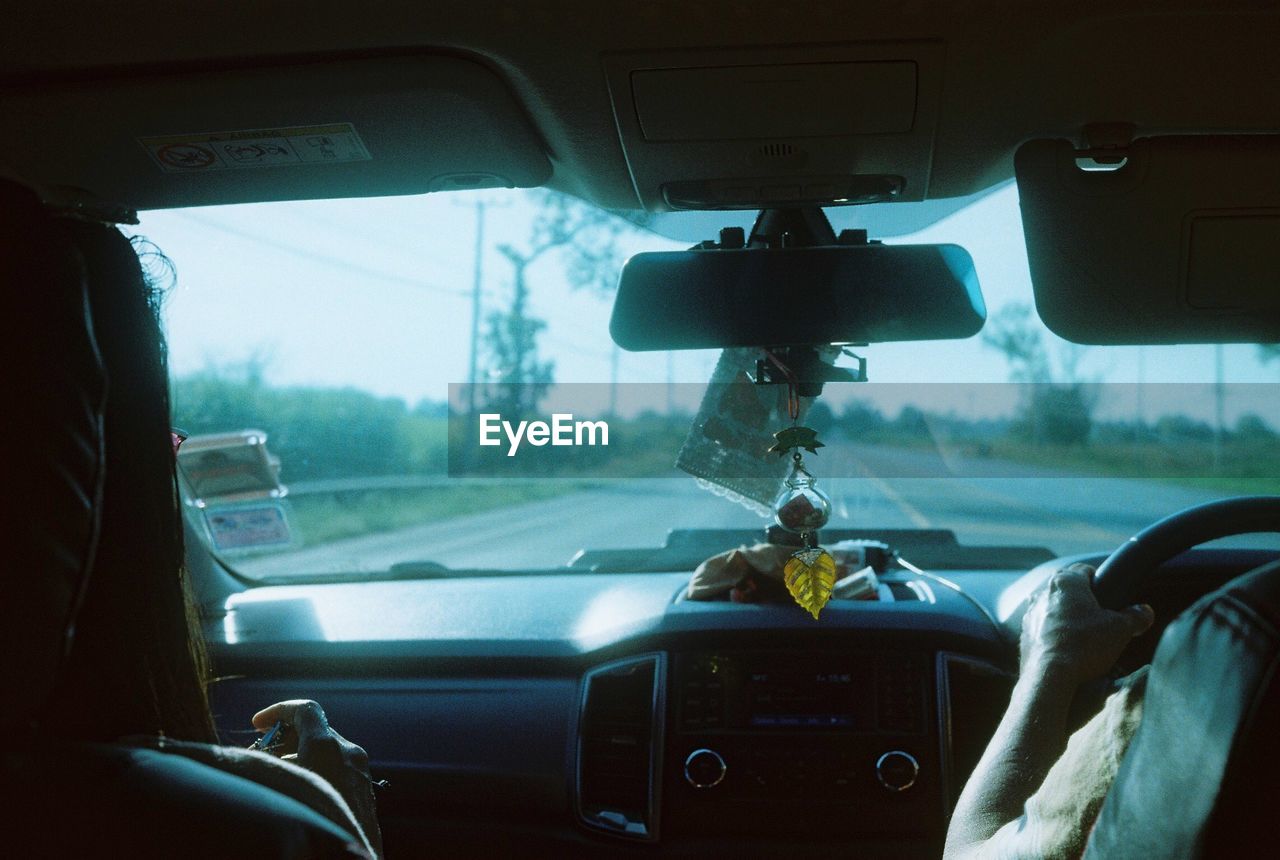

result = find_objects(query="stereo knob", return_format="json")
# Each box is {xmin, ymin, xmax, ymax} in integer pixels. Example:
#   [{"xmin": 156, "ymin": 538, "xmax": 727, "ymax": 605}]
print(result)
[
  {"xmin": 684, "ymin": 748, "xmax": 727, "ymax": 789},
  {"xmin": 876, "ymin": 750, "xmax": 919, "ymax": 792}
]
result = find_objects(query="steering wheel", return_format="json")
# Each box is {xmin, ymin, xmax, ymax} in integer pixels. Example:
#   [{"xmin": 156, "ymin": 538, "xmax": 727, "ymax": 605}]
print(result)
[
  {"xmin": 1092, "ymin": 495, "xmax": 1280, "ymax": 609},
  {"xmin": 1053, "ymin": 495, "xmax": 1280, "ymax": 729}
]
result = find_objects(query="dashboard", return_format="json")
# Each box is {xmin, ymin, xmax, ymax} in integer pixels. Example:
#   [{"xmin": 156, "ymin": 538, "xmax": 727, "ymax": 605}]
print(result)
[{"xmin": 201, "ymin": 548, "xmax": 1274, "ymax": 858}]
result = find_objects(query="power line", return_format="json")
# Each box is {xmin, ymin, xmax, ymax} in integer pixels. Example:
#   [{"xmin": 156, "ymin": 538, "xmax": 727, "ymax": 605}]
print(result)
[
  {"xmin": 167, "ymin": 212, "xmax": 470, "ymax": 299},
  {"xmin": 542, "ymin": 332, "xmax": 615, "ymax": 362},
  {"xmin": 276, "ymin": 211, "xmax": 432, "ymax": 253}
]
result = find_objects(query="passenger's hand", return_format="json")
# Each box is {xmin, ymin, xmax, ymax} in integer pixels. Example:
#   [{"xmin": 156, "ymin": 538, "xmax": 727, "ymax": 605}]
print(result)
[
  {"xmin": 1019, "ymin": 563, "xmax": 1154, "ymax": 688},
  {"xmin": 252, "ymin": 699, "xmax": 382, "ymax": 857}
]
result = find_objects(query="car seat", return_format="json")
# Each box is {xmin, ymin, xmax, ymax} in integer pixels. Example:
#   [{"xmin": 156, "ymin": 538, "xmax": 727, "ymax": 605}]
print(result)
[{"xmin": 0, "ymin": 178, "xmax": 368, "ymax": 858}]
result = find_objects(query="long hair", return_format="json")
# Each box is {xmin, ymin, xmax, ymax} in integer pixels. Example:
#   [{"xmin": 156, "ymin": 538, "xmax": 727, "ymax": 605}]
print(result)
[{"xmin": 43, "ymin": 221, "xmax": 218, "ymax": 744}]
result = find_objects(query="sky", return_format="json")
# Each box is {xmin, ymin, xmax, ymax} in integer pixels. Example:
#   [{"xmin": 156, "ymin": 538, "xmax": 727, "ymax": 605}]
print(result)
[{"xmin": 135, "ymin": 183, "xmax": 1280, "ymax": 426}]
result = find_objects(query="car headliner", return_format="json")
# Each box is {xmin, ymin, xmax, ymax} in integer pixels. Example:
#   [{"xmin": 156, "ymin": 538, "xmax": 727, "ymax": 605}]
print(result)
[{"xmin": 2, "ymin": 0, "xmax": 1278, "ymax": 224}]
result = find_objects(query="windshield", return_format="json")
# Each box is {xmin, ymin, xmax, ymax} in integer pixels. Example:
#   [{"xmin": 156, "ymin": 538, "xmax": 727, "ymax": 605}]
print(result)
[{"xmin": 140, "ymin": 186, "xmax": 1280, "ymax": 581}]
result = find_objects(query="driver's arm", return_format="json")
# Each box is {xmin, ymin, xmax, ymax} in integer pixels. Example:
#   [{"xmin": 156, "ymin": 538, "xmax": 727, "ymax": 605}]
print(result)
[{"xmin": 943, "ymin": 564, "xmax": 1154, "ymax": 860}]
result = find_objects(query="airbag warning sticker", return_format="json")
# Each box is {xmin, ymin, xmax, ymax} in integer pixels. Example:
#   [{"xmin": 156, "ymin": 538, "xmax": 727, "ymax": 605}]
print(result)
[{"xmin": 139, "ymin": 123, "xmax": 371, "ymax": 172}]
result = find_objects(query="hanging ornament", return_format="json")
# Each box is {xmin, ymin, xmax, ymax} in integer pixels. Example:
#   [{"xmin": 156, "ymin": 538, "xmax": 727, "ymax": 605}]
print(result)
[
  {"xmin": 760, "ymin": 347, "xmax": 836, "ymax": 619},
  {"xmin": 773, "ymin": 450, "xmax": 835, "ymax": 619},
  {"xmin": 769, "ymin": 425, "xmax": 825, "ymax": 457},
  {"xmin": 773, "ymin": 453, "xmax": 831, "ymax": 533},
  {"xmin": 783, "ymin": 546, "xmax": 837, "ymax": 621}
]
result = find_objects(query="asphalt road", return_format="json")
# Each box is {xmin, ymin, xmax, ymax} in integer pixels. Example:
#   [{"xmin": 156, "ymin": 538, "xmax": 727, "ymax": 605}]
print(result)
[{"xmin": 236, "ymin": 444, "xmax": 1260, "ymax": 578}]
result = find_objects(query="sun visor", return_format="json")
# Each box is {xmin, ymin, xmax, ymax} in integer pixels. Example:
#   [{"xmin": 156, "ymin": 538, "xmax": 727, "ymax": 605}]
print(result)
[
  {"xmin": 604, "ymin": 42, "xmax": 944, "ymax": 211},
  {"xmin": 1016, "ymin": 136, "xmax": 1280, "ymax": 344},
  {"xmin": 0, "ymin": 55, "xmax": 551, "ymax": 210}
]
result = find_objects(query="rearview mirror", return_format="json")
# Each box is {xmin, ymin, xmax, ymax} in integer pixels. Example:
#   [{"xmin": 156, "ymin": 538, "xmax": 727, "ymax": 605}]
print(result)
[{"xmin": 609, "ymin": 244, "xmax": 985, "ymax": 351}]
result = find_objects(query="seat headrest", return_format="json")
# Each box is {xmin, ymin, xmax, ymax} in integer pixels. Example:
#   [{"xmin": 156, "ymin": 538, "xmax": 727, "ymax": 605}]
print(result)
[{"xmin": 0, "ymin": 179, "xmax": 108, "ymax": 733}]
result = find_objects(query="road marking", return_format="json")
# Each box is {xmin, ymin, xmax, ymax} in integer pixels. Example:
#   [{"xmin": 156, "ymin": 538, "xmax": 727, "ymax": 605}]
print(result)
[
  {"xmin": 945, "ymin": 478, "xmax": 1121, "ymax": 544},
  {"xmin": 845, "ymin": 451, "xmax": 933, "ymax": 527},
  {"xmin": 863, "ymin": 474, "xmax": 933, "ymax": 528}
]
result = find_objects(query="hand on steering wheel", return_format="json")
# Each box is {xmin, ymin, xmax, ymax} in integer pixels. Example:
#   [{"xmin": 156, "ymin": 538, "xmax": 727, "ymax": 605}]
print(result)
[{"xmin": 1021, "ymin": 563, "xmax": 1154, "ymax": 689}]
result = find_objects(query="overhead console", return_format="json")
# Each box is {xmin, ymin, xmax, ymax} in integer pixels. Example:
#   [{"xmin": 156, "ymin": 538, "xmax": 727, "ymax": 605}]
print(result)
[{"xmin": 604, "ymin": 42, "xmax": 946, "ymax": 211}]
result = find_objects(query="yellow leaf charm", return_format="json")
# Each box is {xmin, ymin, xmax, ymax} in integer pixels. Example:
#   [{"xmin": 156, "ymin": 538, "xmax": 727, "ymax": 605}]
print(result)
[{"xmin": 783, "ymin": 548, "xmax": 836, "ymax": 620}]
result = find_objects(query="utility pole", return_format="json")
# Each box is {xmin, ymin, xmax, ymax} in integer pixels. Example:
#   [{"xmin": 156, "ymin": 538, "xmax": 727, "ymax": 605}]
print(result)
[
  {"xmin": 1213, "ymin": 343, "xmax": 1225, "ymax": 473},
  {"xmin": 1136, "ymin": 346, "xmax": 1145, "ymax": 442},
  {"xmin": 609, "ymin": 344, "xmax": 620, "ymax": 418},
  {"xmin": 666, "ymin": 351, "xmax": 674, "ymax": 415},
  {"xmin": 466, "ymin": 200, "xmax": 486, "ymax": 420},
  {"xmin": 496, "ymin": 247, "xmax": 533, "ymax": 416}
]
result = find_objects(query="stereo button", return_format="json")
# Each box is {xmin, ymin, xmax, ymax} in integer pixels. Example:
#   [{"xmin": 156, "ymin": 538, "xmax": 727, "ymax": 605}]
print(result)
[
  {"xmin": 876, "ymin": 750, "xmax": 919, "ymax": 792},
  {"xmin": 684, "ymin": 748, "xmax": 727, "ymax": 789}
]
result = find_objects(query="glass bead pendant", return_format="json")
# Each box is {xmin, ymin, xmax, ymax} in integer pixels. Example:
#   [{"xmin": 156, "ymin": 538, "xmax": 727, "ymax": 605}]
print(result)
[{"xmin": 773, "ymin": 452, "xmax": 831, "ymax": 535}]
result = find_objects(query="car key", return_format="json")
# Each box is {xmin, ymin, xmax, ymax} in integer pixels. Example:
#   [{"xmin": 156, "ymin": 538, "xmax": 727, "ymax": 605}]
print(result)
[{"xmin": 249, "ymin": 720, "xmax": 288, "ymax": 754}]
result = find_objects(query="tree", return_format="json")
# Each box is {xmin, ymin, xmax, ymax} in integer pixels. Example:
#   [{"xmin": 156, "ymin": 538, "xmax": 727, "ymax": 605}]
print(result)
[
  {"xmin": 1236, "ymin": 413, "xmax": 1275, "ymax": 441},
  {"xmin": 893, "ymin": 405, "xmax": 932, "ymax": 439},
  {"xmin": 1024, "ymin": 385, "xmax": 1093, "ymax": 446},
  {"xmin": 981, "ymin": 303, "xmax": 1096, "ymax": 446},
  {"xmin": 480, "ymin": 190, "xmax": 640, "ymax": 420},
  {"xmin": 981, "ymin": 303, "xmax": 1052, "ymax": 383},
  {"xmin": 481, "ymin": 259, "xmax": 555, "ymax": 420},
  {"xmin": 839, "ymin": 402, "xmax": 888, "ymax": 441},
  {"xmin": 171, "ymin": 363, "xmax": 419, "ymax": 480},
  {"xmin": 804, "ymin": 401, "xmax": 835, "ymax": 435}
]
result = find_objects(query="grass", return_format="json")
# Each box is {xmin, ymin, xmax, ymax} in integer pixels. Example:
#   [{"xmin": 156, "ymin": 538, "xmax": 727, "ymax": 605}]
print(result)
[
  {"xmin": 985, "ymin": 438, "xmax": 1280, "ymax": 495},
  {"xmin": 1160, "ymin": 476, "xmax": 1280, "ymax": 495},
  {"xmin": 285, "ymin": 481, "xmax": 596, "ymax": 547},
  {"xmin": 451, "ymin": 416, "xmax": 689, "ymax": 478},
  {"xmin": 255, "ymin": 419, "xmax": 1280, "ymax": 551}
]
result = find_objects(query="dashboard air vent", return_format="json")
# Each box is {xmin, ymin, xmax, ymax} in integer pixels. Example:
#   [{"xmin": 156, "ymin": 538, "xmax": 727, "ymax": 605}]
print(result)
[
  {"xmin": 577, "ymin": 654, "xmax": 665, "ymax": 841},
  {"xmin": 940, "ymin": 654, "xmax": 1014, "ymax": 810}
]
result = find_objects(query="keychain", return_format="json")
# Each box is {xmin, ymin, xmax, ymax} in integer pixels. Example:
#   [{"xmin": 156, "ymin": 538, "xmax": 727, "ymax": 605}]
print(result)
[
  {"xmin": 249, "ymin": 720, "xmax": 288, "ymax": 754},
  {"xmin": 763, "ymin": 351, "xmax": 835, "ymax": 620}
]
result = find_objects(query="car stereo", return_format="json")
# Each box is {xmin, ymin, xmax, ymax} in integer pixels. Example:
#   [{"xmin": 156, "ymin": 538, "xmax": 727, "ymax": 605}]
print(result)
[
  {"xmin": 663, "ymin": 650, "xmax": 942, "ymax": 841},
  {"xmin": 676, "ymin": 651, "xmax": 926, "ymax": 734}
]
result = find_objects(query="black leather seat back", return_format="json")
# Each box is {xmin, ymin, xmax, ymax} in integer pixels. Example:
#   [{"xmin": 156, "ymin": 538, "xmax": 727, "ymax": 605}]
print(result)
[
  {"xmin": 1, "ymin": 184, "xmax": 368, "ymax": 856},
  {"xmin": 1085, "ymin": 559, "xmax": 1280, "ymax": 858},
  {"xmin": 0, "ymin": 179, "xmax": 107, "ymax": 735}
]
